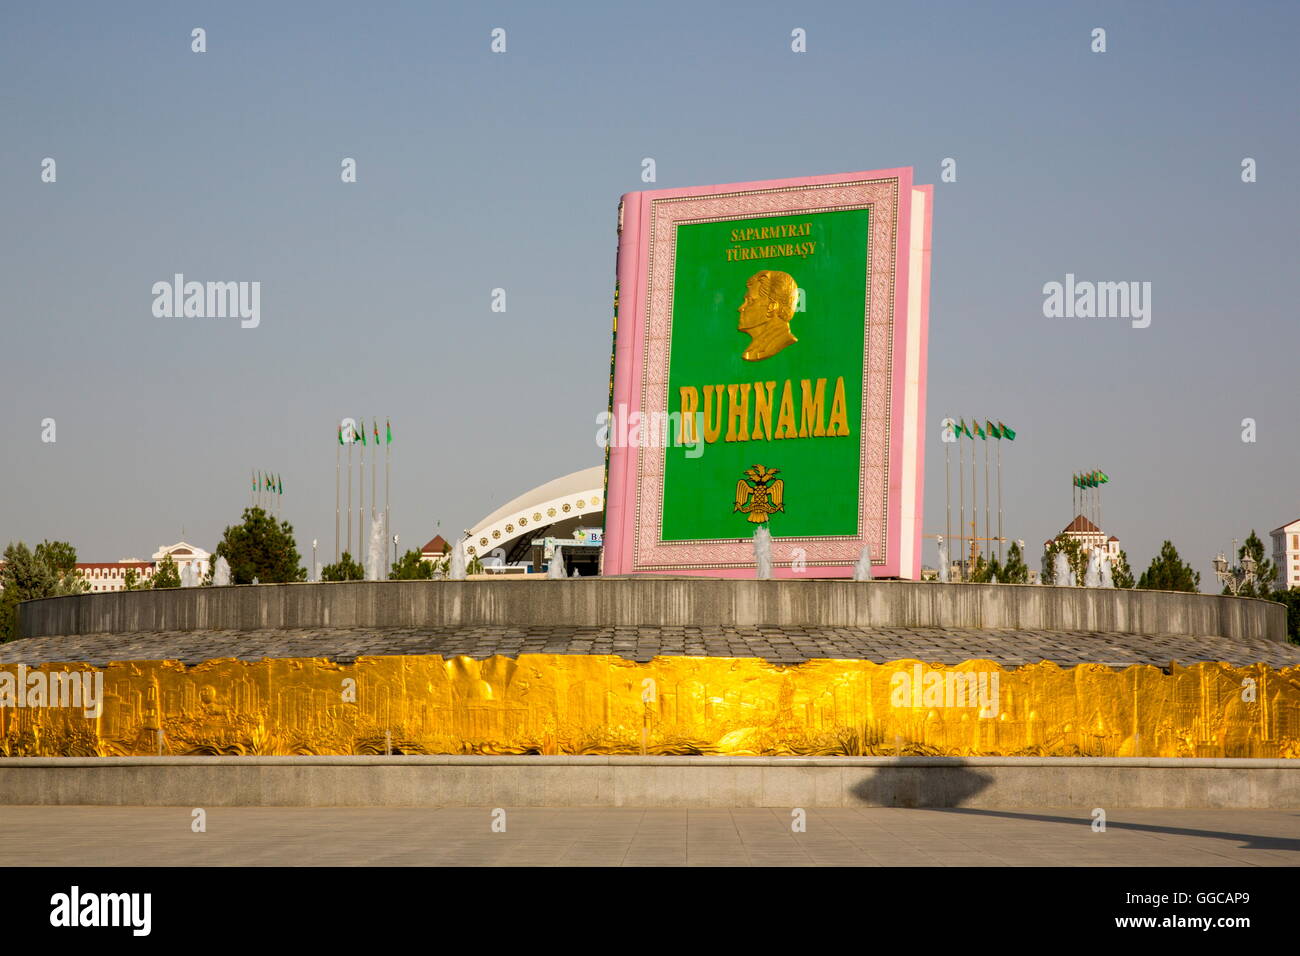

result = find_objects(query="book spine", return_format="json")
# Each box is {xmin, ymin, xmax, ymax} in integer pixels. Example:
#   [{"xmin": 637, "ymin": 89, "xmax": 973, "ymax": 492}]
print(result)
[
  {"xmin": 902, "ymin": 185, "xmax": 934, "ymax": 580},
  {"xmin": 600, "ymin": 199, "xmax": 622, "ymax": 565},
  {"xmin": 602, "ymin": 193, "xmax": 643, "ymax": 574}
]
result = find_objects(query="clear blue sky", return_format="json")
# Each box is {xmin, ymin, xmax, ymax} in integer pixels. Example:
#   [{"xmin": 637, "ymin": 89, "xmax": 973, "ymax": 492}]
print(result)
[{"xmin": 2, "ymin": 1, "xmax": 1296, "ymax": 586}]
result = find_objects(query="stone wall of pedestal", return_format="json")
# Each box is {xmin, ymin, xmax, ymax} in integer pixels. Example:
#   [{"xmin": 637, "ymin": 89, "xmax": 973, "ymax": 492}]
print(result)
[{"xmin": 17, "ymin": 578, "xmax": 1286, "ymax": 644}]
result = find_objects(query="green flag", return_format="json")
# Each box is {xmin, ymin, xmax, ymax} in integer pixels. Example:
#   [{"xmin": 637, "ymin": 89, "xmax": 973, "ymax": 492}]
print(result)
[
  {"xmin": 998, "ymin": 421, "xmax": 1016, "ymax": 441},
  {"xmin": 986, "ymin": 420, "xmax": 1000, "ymax": 439},
  {"xmin": 358, "ymin": 419, "xmax": 366, "ymax": 446},
  {"xmin": 1099, "ymin": 471, "xmax": 1109, "ymax": 484},
  {"xmin": 973, "ymin": 420, "xmax": 985, "ymax": 439},
  {"xmin": 386, "ymin": 419, "xmax": 393, "ymax": 445},
  {"xmin": 278, "ymin": 475, "xmax": 283, "ymax": 495},
  {"xmin": 373, "ymin": 420, "xmax": 380, "ymax": 444},
  {"xmin": 1072, "ymin": 474, "xmax": 1079, "ymax": 488},
  {"xmin": 251, "ymin": 471, "xmax": 257, "ymax": 491},
  {"xmin": 337, "ymin": 424, "xmax": 344, "ymax": 446}
]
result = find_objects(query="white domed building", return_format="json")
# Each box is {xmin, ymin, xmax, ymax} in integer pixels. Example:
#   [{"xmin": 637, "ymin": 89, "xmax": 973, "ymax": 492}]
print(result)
[{"xmin": 457, "ymin": 466, "xmax": 605, "ymax": 575}]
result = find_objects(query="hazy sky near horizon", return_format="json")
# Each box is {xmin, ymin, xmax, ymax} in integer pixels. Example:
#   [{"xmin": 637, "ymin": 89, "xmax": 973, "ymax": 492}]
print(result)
[{"xmin": 1, "ymin": 1, "xmax": 1296, "ymax": 587}]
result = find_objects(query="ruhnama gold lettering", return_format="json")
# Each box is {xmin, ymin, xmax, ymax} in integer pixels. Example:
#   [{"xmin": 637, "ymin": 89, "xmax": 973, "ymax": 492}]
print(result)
[{"xmin": 679, "ymin": 376, "xmax": 851, "ymax": 444}]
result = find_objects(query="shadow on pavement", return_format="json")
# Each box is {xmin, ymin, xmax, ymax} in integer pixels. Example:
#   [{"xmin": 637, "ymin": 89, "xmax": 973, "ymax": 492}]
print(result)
[{"xmin": 916, "ymin": 807, "xmax": 1300, "ymax": 852}]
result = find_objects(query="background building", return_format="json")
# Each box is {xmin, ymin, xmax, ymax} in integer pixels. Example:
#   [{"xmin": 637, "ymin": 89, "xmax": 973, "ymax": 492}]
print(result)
[
  {"xmin": 1045, "ymin": 515, "xmax": 1120, "ymax": 559},
  {"xmin": 1270, "ymin": 518, "xmax": 1300, "ymax": 588},
  {"xmin": 420, "ymin": 535, "xmax": 451, "ymax": 563},
  {"xmin": 78, "ymin": 560, "xmax": 154, "ymax": 592},
  {"xmin": 460, "ymin": 466, "xmax": 605, "ymax": 572},
  {"xmin": 150, "ymin": 541, "xmax": 212, "ymax": 580},
  {"xmin": 1, "ymin": 540, "xmax": 212, "ymax": 593}
]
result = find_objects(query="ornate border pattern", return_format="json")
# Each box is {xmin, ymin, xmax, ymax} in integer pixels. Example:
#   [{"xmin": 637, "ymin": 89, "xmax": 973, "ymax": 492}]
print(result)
[{"xmin": 632, "ymin": 178, "xmax": 900, "ymax": 570}]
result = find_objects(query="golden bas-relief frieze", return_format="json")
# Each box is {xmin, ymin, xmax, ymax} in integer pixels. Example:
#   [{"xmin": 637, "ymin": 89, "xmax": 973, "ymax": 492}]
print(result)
[{"xmin": 0, "ymin": 655, "xmax": 1297, "ymax": 758}]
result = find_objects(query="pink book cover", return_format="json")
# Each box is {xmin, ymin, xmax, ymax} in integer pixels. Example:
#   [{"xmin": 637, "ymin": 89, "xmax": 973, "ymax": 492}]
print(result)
[{"xmin": 603, "ymin": 168, "xmax": 932, "ymax": 578}]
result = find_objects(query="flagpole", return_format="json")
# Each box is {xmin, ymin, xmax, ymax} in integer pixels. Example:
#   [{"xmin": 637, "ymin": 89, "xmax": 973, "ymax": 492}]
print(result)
[
  {"xmin": 996, "ymin": 435, "xmax": 1004, "ymax": 565},
  {"xmin": 385, "ymin": 420, "xmax": 391, "ymax": 565},
  {"xmin": 983, "ymin": 432, "xmax": 990, "ymax": 566},
  {"xmin": 958, "ymin": 426, "xmax": 965, "ymax": 580},
  {"xmin": 335, "ymin": 433, "xmax": 341, "ymax": 564},
  {"xmin": 969, "ymin": 426, "xmax": 977, "ymax": 569},
  {"xmin": 371, "ymin": 419, "xmax": 378, "ymax": 538},
  {"xmin": 347, "ymin": 435, "xmax": 354, "ymax": 558},
  {"xmin": 359, "ymin": 424, "xmax": 366, "ymax": 559},
  {"xmin": 944, "ymin": 418, "xmax": 952, "ymax": 570}
]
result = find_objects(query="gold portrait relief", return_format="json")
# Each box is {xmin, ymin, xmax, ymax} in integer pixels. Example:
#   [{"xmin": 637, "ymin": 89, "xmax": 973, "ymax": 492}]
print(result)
[{"xmin": 737, "ymin": 270, "xmax": 798, "ymax": 361}]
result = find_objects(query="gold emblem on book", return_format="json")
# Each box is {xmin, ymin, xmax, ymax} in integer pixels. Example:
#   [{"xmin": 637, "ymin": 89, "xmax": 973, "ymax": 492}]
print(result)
[
  {"xmin": 737, "ymin": 270, "xmax": 798, "ymax": 361},
  {"xmin": 734, "ymin": 464, "xmax": 785, "ymax": 523}
]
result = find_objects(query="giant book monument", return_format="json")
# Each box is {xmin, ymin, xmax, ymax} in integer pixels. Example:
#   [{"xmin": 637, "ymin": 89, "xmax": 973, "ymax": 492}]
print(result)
[{"xmin": 603, "ymin": 168, "xmax": 933, "ymax": 577}]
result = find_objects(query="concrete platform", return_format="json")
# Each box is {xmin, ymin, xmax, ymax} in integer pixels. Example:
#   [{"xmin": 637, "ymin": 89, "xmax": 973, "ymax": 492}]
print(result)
[{"xmin": 2, "ymin": 756, "xmax": 1297, "ymax": 809}]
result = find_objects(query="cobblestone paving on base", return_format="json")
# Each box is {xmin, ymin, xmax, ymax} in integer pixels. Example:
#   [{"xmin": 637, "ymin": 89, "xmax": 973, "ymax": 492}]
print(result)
[
  {"xmin": 0, "ymin": 806, "xmax": 1295, "ymax": 866},
  {"xmin": 2, "ymin": 626, "xmax": 1298, "ymax": 668}
]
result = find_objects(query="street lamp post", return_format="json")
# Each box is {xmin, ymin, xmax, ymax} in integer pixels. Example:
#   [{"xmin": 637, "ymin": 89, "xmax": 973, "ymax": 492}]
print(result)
[
  {"xmin": 393, "ymin": 533, "xmax": 399, "ymax": 568},
  {"xmin": 1213, "ymin": 540, "xmax": 1257, "ymax": 596}
]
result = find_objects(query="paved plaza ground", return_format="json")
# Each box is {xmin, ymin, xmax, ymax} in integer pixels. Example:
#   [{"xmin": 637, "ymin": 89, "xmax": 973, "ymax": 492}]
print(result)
[
  {"xmin": 5, "ymin": 624, "xmax": 1299, "ymax": 668},
  {"xmin": 3, "ymin": 806, "xmax": 1296, "ymax": 866}
]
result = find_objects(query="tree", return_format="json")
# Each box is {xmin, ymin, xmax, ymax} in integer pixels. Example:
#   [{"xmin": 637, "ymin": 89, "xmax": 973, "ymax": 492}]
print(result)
[
  {"xmin": 969, "ymin": 553, "xmax": 1002, "ymax": 583},
  {"xmin": 389, "ymin": 549, "xmax": 434, "ymax": 580},
  {"xmin": 34, "ymin": 540, "xmax": 79, "ymax": 582},
  {"xmin": 1042, "ymin": 535, "xmax": 1086, "ymax": 585},
  {"xmin": 1111, "ymin": 550, "xmax": 1136, "ymax": 589},
  {"xmin": 151, "ymin": 553, "xmax": 181, "ymax": 589},
  {"xmin": 1220, "ymin": 530, "xmax": 1277, "ymax": 599},
  {"xmin": 0, "ymin": 539, "xmax": 88, "ymax": 642},
  {"xmin": 1270, "ymin": 588, "xmax": 1300, "ymax": 645},
  {"xmin": 212, "ymin": 507, "xmax": 307, "ymax": 585},
  {"xmin": 430, "ymin": 551, "xmax": 484, "ymax": 577},
  {"xmin": 321, "ymin": 551, "xmax": 365, "ymax": 581},
  {"xmin": 1000, "ymin": 541, "xmax": 1030, "ymax": 583},
  {"xmin": 1136, "ymin": 540, "xmax": 1201, "ymax": 592}
]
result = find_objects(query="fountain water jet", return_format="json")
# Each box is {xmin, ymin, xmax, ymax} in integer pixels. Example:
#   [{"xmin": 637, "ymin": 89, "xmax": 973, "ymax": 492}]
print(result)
[
  {"xmin": 1053, "ymin": 551, "xmax": 1071, "ymax": 587},
  {"xmin": 753, "ymin": 526, "xmax": 773, "ymax": 580},
  {"xmin": 1084, "ymin": 549, "xmax": 1102, "ymax": 588},
  {"xmin": 366, "ymin": 514, "xmax": 385, "ymax": 581},
  {"xmin": 448, "ymin": 544, "xmax": 467, "ymax": 580},
  {"xmin": 852, "ymin": 544, "xmax": 873, "ymax": 581},
  {"xmin": 937, "ymin": 536, "xmax": 950, "ymax": 583},
  {"xmin": 212, "ymin": 556, "xmax": 231, "ymax": 587},
  {"xmin": 547, "ymin": 545, "xmax": 567, "ymax": 579}
]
